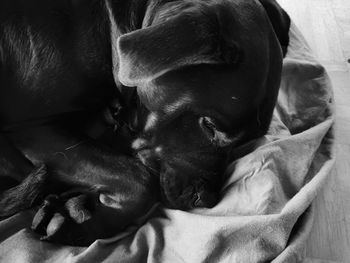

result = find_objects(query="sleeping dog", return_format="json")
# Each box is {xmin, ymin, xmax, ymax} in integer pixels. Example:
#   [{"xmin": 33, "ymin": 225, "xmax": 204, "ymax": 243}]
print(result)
[{"xmin": 0, "ymin": 0, "xmax": 290, "ymax": 245}]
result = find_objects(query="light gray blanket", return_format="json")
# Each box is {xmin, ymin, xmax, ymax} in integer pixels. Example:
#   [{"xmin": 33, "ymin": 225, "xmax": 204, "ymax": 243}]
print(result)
[{"xmin": 0, "ymin": 20, "xmax": 335, "ymax": 263}]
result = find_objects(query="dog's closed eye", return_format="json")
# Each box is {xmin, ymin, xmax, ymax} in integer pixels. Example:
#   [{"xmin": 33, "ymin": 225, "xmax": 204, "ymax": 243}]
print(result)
[
  {"xmin": 200, "ymin": 116, "xmax": 217, "ymax": 139},
  {"xmin": 199, "ymin": 116, "xmax": 234, "ymax": 147}
]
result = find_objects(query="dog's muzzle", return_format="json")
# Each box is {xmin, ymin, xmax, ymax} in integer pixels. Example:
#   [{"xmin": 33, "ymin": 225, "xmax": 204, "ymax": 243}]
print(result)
[
  {"xmin": 134, "ymin": 146, "xmax": 220, "ymax": 210},
  {"xmin": 159, "ymin": 162, "xmax": 220, "ymax": 210}
]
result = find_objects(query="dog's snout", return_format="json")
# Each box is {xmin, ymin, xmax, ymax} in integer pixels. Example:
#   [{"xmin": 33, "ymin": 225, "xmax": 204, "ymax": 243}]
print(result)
[{"xmin": 160, "ymin": 162, "xmax": 221, "ymax": 210}]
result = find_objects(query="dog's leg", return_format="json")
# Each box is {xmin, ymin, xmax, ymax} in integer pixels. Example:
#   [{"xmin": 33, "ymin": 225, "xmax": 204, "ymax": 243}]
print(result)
[
  {"xmin": 31, "ymin": 189, "xmax": 149, "ymax": 246},
  {"xmin": 0, "ymin": 134, "xmax": 34, "ymax": 182},
  {"xmin": 31, "ymin": 191, "xmax": 102, "ymax": 245},
  {"xmin": 7, "ymin": 125, "xmax": 158, "ymax": 245},
  {"xmin": 0, "ymin": 164, "xmax": 49, "ymax": 219},
  {"xmin": 0, "ymin": 134, "xmax": 50, "ymax": 218},
  {"xmin": 28, "ymin": 162, "xmax": 157, "ymax": 245}
]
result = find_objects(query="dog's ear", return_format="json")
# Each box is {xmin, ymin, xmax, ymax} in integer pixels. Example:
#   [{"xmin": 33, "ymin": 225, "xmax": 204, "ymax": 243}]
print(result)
[
  {"xmin": 258, "ymin": 0, "xmax": 291, "ymax": 56},
  {"xmin": 117, "ymin": 11, "xmax": 240, "ymax": 86}
]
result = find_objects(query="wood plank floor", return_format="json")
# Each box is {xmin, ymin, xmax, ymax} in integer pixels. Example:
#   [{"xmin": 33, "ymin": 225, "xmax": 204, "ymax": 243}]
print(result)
[{"xmin": 278, "ymin": 0, "xmax": 350, "ymax": 262}]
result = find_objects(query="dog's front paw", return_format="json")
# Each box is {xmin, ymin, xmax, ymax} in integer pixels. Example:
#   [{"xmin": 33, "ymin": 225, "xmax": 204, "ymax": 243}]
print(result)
[
  {"xmin": 31, "ymin": 194, "xmax": 61, "ymax": 236},
  {"xmin": 31, "ymin": 192, "xmax": 97, "ymax": 246}
]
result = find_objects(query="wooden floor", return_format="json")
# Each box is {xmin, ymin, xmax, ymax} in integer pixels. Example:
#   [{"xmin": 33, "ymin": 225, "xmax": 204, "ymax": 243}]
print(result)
[{"xmin": 278, "ymin": 0, "xmax": 350, "ymax": 262}]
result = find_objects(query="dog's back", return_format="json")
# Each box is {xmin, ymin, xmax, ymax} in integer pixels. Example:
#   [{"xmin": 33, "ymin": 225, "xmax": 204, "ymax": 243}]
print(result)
[{"xmin": 0, "ymin": 0, "xmax": 117, "ymax": 129}]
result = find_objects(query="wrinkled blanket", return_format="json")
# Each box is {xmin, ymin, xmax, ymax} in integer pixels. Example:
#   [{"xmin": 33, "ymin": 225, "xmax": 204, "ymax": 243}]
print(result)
[{"xmin": 0, "ymin": 19, "xmax": 335, "ymax": 263}]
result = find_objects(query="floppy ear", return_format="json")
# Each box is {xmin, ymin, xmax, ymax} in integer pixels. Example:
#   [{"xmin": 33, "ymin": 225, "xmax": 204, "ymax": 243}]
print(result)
[
  {"xmin": 258, "ymin": 0, "xmax": 291, "ymax": 56},
  {"xmin": 117, "ymin": 12, "xmax": 240, "ymax": 87}
]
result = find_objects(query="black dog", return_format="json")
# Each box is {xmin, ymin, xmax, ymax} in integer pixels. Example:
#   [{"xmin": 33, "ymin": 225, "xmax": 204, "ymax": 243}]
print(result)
[{"xmin": 0, "ymin": 0, "xmax": 290, "ymax": 245}]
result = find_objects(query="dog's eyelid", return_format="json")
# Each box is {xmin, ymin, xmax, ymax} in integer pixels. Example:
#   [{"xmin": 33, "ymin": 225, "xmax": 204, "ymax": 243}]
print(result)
[
  {"xmin": 202, "ymin": 116, "xmax": 216, "ymax": 129},
  {"xmin": 200, "ymin": 115, "xmax": 229, "ymax": 133},
  {"xmin": 199, "ymin": 116, "xmax": 217, "ymax": 140}
]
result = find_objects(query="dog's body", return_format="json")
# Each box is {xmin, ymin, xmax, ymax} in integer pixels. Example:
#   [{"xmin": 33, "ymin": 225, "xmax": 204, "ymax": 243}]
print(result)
[
  {"xmin": 0, "ymin": 0, "xmax": 158, "ymax": 245},
  {"xmin": 0, "ymin": 0, "xmax": 290, "ymax": 245}
]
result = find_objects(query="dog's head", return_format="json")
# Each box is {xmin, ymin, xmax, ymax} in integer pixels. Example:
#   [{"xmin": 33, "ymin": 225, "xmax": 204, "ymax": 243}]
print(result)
[{"xmin": 113, "ymin": 0, "xmax": 289, "ymax": 210}]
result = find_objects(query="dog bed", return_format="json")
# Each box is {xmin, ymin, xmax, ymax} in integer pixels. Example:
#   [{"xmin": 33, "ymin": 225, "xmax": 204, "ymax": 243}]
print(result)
[{"xmin": 0, "ymin": 17, "xmax": 335, "ymax": 263}]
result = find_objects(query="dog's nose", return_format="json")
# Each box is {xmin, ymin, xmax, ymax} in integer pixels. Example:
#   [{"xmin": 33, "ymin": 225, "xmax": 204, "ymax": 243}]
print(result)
[{"xmin": 193, "ymin": 191, "xmax": 218, "ymax": 208}]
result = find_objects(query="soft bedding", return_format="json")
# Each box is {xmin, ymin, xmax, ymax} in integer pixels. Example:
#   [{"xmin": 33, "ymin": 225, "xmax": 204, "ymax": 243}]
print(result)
[{"xmin": 0, "ymin": 18, "xmax": 335, "ymax": 263}]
